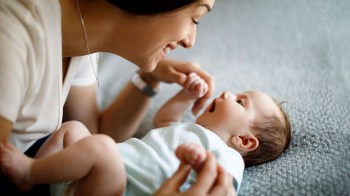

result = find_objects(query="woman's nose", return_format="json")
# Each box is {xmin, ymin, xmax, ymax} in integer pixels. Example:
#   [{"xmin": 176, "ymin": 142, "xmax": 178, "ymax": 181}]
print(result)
[{"xmin": 179, "ymin": 26, "xmax": 196, "ymax": 48}]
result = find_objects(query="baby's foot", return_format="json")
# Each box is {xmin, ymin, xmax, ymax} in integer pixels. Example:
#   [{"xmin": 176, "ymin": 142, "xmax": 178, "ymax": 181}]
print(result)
[
  {"xmin": 184, "ymin": 73, "xmax": 208, "ymax": 99},
  {"xmin": 0, "ymin": 142, "xmax": 33, "ymax": 191},
  {"xmin": 175, "ymin": 143, "xmax": 207, "ymax": 170}
]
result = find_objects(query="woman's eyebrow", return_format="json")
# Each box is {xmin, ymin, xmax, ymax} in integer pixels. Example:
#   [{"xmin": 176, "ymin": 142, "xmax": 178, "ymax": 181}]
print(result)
[{"xmin": 199, "ymin": 4, "xmax": 212, "ymax": 13}]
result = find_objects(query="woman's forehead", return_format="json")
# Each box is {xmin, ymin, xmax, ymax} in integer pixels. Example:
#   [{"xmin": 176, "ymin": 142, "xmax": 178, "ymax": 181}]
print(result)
[{"xmin": 196, "ymin": 0, "xmax": 215, "ymax": 12}]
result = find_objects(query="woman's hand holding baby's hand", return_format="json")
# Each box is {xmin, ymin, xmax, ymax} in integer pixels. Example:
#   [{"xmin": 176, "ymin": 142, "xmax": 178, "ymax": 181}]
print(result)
[
  {"xmin": 150, "ymin": 59, "xmax": 214, "ymax": 115},
  {"xmin": 175, "ymin": 143, "xmax": 207, "ymax": 170},
  {"xmin": 184, "ymin": 73, "xmax": 208, "ymax": 99},
  {"xmin": 154, "ymin": 150, "xmax": 236, "ymax": 196}
]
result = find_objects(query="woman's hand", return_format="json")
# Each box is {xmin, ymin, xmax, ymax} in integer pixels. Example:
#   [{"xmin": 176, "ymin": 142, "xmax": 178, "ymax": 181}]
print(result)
[
  {"xmin": 153, "ymin": 152, "xmax": 236, "ymax": 196},
  {"xmin": 144, "ymin": 58, "xmax": 215, "ymax": 115}
]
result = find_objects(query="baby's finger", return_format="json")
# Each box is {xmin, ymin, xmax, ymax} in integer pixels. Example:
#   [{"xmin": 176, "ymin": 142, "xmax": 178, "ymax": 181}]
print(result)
[
  {"xmin": 192, "ymin": 72, "xmax": 214, "ymax": 115},
  {"xmin": 185, "ymin": 73, "xmax": 198, "ymax": 89},
  {"xmin": 190, "ymin": 78, "xmax": 202, "ymax": 92},
  {"xmin": 194, "ymin": 82, "xmax": 204, "ymax": 97},
  {"xmin": 196, "ymin": 78, "xmax": 208, "ymax": 97},
  {"xmin": 201, "ymin": 82, "xmax": 209, "ymax": 97}
]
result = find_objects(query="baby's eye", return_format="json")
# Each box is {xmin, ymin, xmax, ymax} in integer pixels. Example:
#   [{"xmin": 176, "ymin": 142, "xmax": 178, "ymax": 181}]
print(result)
[
  {"xmin": 236, "ymin": 99, "xmax": 244, "ymax": 106},
  {"xmin": 192, "ymin": 18, "xmax": 199, "ymax": 25}
]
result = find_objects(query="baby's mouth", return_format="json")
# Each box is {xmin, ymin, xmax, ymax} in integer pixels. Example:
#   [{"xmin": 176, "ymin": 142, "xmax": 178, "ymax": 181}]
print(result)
[{"xmin": 209, "ymin": 99, "xmax": 216, "ymax": 113}]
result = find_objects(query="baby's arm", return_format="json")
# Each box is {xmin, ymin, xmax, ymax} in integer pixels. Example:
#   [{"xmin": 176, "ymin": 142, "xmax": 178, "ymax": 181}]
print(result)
[
  {"xmin": 154, "ymin": 73, "xmax": 208, "ymax": 128},
  {"xmin": 175, "ymin": 143, "xmax": 207, "ymax": 171}
]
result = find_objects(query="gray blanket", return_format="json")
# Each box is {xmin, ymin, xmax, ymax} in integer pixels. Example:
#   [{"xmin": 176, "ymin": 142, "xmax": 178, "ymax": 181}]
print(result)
[{"xmin": 97, "ymin": 0, "xmax": 350, "ymax": 195}]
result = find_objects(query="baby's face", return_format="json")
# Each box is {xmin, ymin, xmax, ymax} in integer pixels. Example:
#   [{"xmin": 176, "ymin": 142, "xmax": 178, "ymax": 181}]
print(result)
[{"xmin": 196, "ymin": 90, "xmax": 283, "ymax": 139}]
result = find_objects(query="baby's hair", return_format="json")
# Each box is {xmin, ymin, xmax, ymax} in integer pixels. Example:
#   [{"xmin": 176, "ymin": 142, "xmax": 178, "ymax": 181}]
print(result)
[{"xmin": 243, "ymin": 100, "xmax": 291, "ymax": 167}]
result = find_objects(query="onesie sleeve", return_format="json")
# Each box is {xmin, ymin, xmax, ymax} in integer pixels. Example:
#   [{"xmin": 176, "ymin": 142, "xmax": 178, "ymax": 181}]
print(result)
[{"xmin": 213, "ymin": 147, "xmax": 245, "ymax": 192}]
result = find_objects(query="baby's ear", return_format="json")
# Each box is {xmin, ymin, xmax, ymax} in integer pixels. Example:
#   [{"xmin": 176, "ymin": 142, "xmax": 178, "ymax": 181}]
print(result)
[{"xmin": 230, "ymin": 134, "xmax": 259, "ymax": 154}]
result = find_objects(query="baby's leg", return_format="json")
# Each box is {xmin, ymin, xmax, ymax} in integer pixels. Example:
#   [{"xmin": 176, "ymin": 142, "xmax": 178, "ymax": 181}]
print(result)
[
  {"xmin": 72, "ymin": 135, "xmax": 126, "ymax": 196},
  {"xmin": 175, "ymin": 143, "xmax": 207, "ymax": 170},
  {"xmin": 1, "ymin": 135, "xmax": 126, "ymax": 196},
  {"xmin": 35, "ymin": 121, "xmax": 91, "ymax": 158}
]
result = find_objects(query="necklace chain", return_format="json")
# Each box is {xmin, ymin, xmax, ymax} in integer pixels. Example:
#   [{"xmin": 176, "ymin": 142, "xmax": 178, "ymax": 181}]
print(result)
[{"xmin": 76, "ymin": 0, "xmax": 100, "ymax": 88}]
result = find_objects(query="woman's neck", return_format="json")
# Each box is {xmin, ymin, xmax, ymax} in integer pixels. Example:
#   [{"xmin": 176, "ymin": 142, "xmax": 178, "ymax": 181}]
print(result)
[
  {"xmin": 61, "ymin": 0, "xmax": 85, "ymax": 57},
  {"xmin": 60, "ymin": 0, "xmax": 148, "ymax": 58},
  {"xmin": 60, "ymin": 0, "xmax": 115, "ymax": 57}
]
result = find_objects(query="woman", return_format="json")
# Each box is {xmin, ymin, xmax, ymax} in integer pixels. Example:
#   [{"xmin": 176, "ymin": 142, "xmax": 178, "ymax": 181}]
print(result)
[{"xmin": 0, "ymin": 0, "xmax": 234, "ymax": 195}]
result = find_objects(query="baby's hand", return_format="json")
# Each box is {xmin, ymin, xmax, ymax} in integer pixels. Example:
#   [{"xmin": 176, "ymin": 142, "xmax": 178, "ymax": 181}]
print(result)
[
  {"xmin": 184, "ymin": 73, "xmax": 208, "ymax": 99},
  {"xmin": 175, "ymin": 143, "xmax": 207, "ymax": 170}
]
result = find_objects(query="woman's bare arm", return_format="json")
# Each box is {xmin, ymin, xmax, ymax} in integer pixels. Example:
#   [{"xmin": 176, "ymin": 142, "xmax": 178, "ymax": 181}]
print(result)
[{"xmin": 64, "ymin": 73, "xmax": 159, "ymax": 142}]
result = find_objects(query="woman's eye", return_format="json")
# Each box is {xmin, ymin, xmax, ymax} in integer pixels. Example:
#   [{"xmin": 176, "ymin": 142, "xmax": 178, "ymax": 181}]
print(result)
[{"xmin": 192, "ymin": 19, "xmax": 199, "ymax": 25}]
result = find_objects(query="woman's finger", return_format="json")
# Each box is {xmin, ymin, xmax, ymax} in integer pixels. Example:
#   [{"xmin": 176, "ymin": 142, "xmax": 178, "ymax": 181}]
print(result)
[
  {"xmin": 188, "ymin": 151, "xmax": 217, "ymax": 194},
  {"xmin": 209, "ymin": 165, "xmax": 235, "ymax": 196},
  {"xmin": 160, "ymin": 163, "xmax": 192, "ymax": 191}
]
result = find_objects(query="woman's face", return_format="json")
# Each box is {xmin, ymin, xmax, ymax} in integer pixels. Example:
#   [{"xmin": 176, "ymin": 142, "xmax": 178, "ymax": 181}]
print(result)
[{"xmin": 121, "ymin": 0, "xmax": 215, "ymax": 72}]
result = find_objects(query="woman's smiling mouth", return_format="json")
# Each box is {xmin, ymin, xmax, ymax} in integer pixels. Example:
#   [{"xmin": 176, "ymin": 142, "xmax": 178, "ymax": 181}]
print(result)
[
  {"xmin": 164, "ymin": 46, "xmax": 173, "ymax": 54},
  {"xmin": 163, "ymin": 44, "xmax": 177, "ymax": 54}
]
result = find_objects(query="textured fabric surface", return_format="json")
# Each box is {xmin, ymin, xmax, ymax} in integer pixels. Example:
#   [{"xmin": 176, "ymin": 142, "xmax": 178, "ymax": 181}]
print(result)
[{"xmin": 97, "ymin": 0, "xmax": 350, "ymax": 195}]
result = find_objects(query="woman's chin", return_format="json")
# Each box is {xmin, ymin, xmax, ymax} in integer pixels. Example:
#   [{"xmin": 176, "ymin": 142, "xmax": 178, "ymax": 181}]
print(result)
[
  {"xmin": 141, "ymin": 58, "xmax": 162, "ymax": 72},
  {"xmin": 138, "ymin": 62, "xmax": 156, "ymax": 73},
  {"xmin": 136, "ymin": 52, "xmax": 165, "ymax": 72}
]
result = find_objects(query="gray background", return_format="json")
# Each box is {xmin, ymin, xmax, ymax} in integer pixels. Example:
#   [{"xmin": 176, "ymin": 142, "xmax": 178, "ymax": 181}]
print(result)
[{"xmin": 97, "ymin": 0, "xmax": 350, "ymax": 195}]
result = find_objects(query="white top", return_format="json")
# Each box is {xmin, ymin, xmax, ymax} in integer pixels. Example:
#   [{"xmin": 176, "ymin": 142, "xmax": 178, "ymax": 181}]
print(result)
[
  {"xmin": 118, "ymin": 123, "xmax": 245, "ymax": 195},
  {"xmin": 0, "ymin": 0, "xmax": 98, "ymax": 152}
]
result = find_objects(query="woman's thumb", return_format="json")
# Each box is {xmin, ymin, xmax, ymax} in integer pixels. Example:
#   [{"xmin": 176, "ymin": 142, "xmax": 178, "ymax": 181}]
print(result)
[{"xmin": 175, "ymin": 72, "xmax": 187, "ymax": 85}]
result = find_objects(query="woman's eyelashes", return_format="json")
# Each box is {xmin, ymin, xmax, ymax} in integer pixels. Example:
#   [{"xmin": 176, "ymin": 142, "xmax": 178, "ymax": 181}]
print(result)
[{"xmin": 192, "ymin": 18, "xmax": 199, "ymax": 25}]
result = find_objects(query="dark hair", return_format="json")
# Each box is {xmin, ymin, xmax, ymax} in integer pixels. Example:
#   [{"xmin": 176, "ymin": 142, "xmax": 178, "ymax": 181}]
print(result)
[
  {"xmin": 243, "ymin": 103, "xmax": 292, "ymax": 167},
  {"xmin": 106, "ymin": 0, "xmax": 197, "ymax": 15}
]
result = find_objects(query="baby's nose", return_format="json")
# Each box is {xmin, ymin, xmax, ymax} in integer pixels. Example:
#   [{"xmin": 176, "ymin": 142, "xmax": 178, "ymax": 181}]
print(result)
[
  {"xmin": 220, "ymin": 91, "xmax": 230, "ymax": 99},
  {"xmin": 220, "ymin": 91, "xmax": 236, "ymax": 100}
]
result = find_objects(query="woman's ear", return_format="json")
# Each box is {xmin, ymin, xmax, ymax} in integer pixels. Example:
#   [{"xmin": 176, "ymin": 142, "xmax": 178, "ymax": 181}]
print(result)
[{"xmin": 230, "ymin": 134, "xmax": 259, "ymax": 154}]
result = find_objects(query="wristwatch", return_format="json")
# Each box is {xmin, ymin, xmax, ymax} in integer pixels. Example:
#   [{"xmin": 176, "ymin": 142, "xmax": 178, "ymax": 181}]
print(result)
[{"xmin": 131, "ymin": 73, "xmax": 158, "ymax": 97}]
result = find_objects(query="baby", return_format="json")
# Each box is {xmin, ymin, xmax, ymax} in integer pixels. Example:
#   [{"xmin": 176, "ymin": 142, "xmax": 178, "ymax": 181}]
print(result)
[{"xmin": 0, "ymin": 73, "xmax": 291, "ymax": 195}]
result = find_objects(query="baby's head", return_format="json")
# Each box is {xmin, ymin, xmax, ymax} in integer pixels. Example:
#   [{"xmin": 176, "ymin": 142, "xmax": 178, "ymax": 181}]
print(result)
[{"xmin": 196, "ymin": 90, "xmax": 291, "ymax": 167}]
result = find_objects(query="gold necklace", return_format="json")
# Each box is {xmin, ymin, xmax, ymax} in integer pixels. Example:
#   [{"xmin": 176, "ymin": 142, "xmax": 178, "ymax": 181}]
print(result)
[{"xmin": 76, "ymin": 0, "xmax": 100, "ymax": 88}]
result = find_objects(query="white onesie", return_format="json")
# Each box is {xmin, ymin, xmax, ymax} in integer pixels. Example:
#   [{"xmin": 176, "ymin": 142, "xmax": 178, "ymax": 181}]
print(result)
[{"xmin": 118, "ymin": 122, "xmax": 244, "ymax": 195}]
